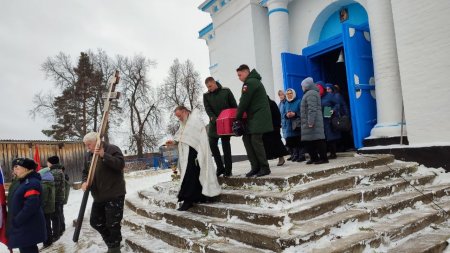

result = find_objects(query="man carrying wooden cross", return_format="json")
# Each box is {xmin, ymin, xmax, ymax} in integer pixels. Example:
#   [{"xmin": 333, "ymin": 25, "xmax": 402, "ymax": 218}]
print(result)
[{"xmin": 81, "ymin": 132, "xmax": 126, "ymax": 253}]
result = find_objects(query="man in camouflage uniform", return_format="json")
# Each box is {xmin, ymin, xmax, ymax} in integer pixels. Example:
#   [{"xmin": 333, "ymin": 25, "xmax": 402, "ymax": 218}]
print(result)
[{"xmin": 235, "ymin": 64, "xmax": 273, "ymax": 177}]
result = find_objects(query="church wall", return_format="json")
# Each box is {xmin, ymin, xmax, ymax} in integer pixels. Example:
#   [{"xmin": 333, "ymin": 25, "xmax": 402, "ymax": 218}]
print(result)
[
  {"xmin": 391, "ymin": 0, "xmax": 450, "ymax": 144},
  {"xmin": 288, "ymin": 0, "xmax": 367, "ymax": 53},
  {"xmin": 250, "ymin": 3, "xmax": 274, "ymax": 99}
]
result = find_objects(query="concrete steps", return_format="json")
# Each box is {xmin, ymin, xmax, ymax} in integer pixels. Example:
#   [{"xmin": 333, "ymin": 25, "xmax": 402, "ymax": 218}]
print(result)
[
  {"xmin": 121, "ymin": 154, "xmax": 450, "ymax": 252},
  {"xmin": 218, "ymin": 154, "xmax": 394, "ymax": 189},
  {"xmin": 124, "ymin": 196, "xmax": 269, "ymax": 253},
  {"xmin": 137, "ymin": 173, "xmax": 435, "ymax": 226},
  {"xmin": 387, "ymin": 224, "xmax": 450, "ymax": 253},
  {"xmin": 310, "ymin": 200, "xmax": 450, "ymax": 253}
]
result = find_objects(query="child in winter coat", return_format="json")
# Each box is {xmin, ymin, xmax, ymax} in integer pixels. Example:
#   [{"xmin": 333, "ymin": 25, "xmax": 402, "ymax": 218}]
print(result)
[
  {"xmin": 47, "ymin": 156, "xmax": 65, "ymax": 241},
  {"xmin": 39, "ymin": 167, "xmax": 56, "ymax": 248},
  {"xmin": 7, "ymin": 158, "xmax": 46, "ymax": 253}
]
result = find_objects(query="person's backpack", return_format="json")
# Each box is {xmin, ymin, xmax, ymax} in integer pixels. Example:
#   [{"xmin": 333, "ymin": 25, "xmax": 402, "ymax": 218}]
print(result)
[{"xmin": 63, "ymin": 174, "xmax": 71, "ymax": 205}]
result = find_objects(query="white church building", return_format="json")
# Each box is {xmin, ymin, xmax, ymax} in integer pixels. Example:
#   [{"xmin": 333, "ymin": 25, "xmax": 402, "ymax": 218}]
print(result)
[{"xmin": 197, "ymin": 0, "xmax": 450, "ymax": 156}]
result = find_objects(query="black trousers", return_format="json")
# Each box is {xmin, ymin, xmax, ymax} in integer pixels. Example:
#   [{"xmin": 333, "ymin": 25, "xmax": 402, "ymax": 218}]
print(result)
[
  {"xmin": 44, "ymin": 213, "xmax": 53, "ymax": 245},
  {"xmin": 90, "ymin": 195, "xmax": 125, "ymax": 249},
  {"xmin": 178, "ymin": 147, "xmax": 205, "ymax": 203},
  {"xmin": 61, "ymin": 204, "xmax": 66, "ymax": 232},
  {"xmin": 327, "ymin": 140, "xmax": 337, "ymax": 156},
  {"xmin": 208, "ymin": 136, "xmax": 232, "ymax": 171},
  {"xmin": 19, "ymin": 245, "xmax": 38, "ymax": 253},
  {"xmin": 304, "ymin": 139, "xmax": 328, "ymax": 161},
  {"xmin": 51, "ymin": 202, "xmax": 63, "ymax": 238}
]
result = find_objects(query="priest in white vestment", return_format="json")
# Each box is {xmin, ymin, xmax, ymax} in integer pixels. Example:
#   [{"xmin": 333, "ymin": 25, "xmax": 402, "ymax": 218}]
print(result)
[{"xmin": 172, "ymin": 105, "xmax": 221, "ymax": 211}]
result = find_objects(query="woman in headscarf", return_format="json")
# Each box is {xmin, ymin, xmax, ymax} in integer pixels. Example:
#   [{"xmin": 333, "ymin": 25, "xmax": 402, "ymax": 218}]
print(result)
[{"xmin": 281, "ymin": 88, "xmax": 305, "ymax": 162}]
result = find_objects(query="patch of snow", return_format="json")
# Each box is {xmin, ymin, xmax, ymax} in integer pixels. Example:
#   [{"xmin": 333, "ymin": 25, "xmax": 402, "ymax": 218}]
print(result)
[{"xmin": 360, "ymin": 142, "xmax": 450, "ymax": 149}]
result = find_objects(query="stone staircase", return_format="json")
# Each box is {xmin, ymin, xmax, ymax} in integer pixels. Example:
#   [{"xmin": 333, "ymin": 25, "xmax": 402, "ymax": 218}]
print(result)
[{"xmin": 122, "ymin": 154, "xmax": 450, "ymax": 253}]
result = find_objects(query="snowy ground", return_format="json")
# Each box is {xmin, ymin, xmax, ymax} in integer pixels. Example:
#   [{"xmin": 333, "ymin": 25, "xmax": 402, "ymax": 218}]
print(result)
[{"xmin": 0, "ymin": 168, "xmax": 172, "ymax": 253}]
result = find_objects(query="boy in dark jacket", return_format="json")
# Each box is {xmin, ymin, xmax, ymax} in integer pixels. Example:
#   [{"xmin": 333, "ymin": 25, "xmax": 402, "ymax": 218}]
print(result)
[
  {"xmin": 39, "ymin": 167, "xmax": 55, "ymax": 248},
  {"xmin": 47, "ymin": 156, "xmax": 65, "ymax": 241},
  {"xmin": 203, "ymin": 76, "xmax": 237, "ymax": 177}
]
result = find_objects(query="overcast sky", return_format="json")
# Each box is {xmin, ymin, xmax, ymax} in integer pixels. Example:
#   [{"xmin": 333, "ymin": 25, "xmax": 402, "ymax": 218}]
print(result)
[{"xmin": 0, "ymin": 0, "xmax": 211, "ymax": 141}]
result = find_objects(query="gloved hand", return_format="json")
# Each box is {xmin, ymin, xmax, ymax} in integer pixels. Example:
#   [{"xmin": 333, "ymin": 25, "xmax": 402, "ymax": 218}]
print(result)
[{"xmin": 232, "ymin": 120, "xmax": 246, "ymax": 136}]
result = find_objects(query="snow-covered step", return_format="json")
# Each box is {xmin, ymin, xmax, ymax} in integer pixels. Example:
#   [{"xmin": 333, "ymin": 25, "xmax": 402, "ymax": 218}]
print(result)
[
  {"xmin": 127, "ymin": 184, "xmax": 450, "ymax": 252},
  {"xmin": 281, "ymin": 183, "xmax": 450, "ymax": 248},
  {"xmin": 126, "ymin": 194, "xmax": 282, "ymax": 251},
  {"xmin": 123, "ymin": 209, "xmax": 268, "ymax": 253},
  {"xmin": 137, "ymin": 174, "xmax": 436, "ymax": 227},
  {"xmin": 387, "ymin": 226, "xmax": 450, "ymax": 253},
  {"xmin": 209, "ymin": 162, "xmax": 418, "ymax": 206},
  {"xmin": 123, "ymin": 209, "xmax": 185, "ymax": 253},
  {"xmin": 310, "ymin": 200, "xmax": 450, "ymax": 253},
  {"xmin": 287, "ymin": 174, "xmax": 436, "ymax": 221},
  {"xmin": 219, "ymin": 154, "xmax": 394, "ymax": 189}
]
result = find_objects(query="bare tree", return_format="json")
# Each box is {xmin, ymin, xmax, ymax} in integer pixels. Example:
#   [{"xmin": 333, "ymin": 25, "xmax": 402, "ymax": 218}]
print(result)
[
  {"xmin": 159, "ymin": 58, "xmax": 203, "ymax": 111},
  {"xmin": 41, "ymin": 52, "xmax": 77, "ymax": 89},
  {"xmin": 88, "ymin": 49, "xmax": 122, "ymax": 142},
  {"xmin": 29, "ymin": 90, "xmax": 55, "ymax": 120},
  {"xmin": 116, "ymin": 54, "xmax": 161, "ymax": 157},
  {"xmin": 159, "ymin": 59, "xmax": 203, "ymax": 136}
]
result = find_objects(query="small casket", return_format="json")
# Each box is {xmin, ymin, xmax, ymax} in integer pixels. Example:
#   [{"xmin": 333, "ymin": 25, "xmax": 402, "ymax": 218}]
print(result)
[{"xmin": 216, "ymin": 108, "xmax": 247, "ymax": 136}]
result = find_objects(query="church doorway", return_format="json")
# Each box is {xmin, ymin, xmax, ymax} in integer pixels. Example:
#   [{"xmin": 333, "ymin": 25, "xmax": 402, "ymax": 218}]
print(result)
[
  {"xmin": 281, "ymin": 23, "xmax": 377, "ymax": 149},
  {"xmin": 308, "ymin": 47, "xmax": 354, "ymax": 151}
]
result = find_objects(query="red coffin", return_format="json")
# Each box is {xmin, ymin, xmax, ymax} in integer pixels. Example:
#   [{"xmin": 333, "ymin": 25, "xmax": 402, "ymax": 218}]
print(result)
[{"xmin": 216, "ymin": 108, "xmax": 247, "ymax": 136}]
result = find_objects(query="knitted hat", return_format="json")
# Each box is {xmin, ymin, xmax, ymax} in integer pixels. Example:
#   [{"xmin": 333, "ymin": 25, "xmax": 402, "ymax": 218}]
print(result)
[
  {"xmin": 47, "ymin": 156, "xmax": 60, "ymax": 165},
  {"xmin": 325, "ymin": 83, "xmax": 335, "ymax": 91},
  {"xmin": 12, "ymin": 158, "xmax": 37, "ymax": 171}
]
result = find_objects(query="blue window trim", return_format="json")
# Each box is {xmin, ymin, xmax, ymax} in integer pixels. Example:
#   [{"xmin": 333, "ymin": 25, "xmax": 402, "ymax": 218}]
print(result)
[
  {"xmin": 198, "ymin": 23, "xmax": 213, "ymax": 38},
  {"xmin": 268, "ymin": 8, "xmax": 289, "ymax": 16},
  {"xmin": 201, "ymin": 0, "xmax": 217, "ymax": 11}
]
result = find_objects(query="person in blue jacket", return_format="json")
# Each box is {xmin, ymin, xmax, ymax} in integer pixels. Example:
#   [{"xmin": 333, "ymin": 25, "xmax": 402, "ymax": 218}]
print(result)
[
  {"xmin": 322, "ymin": 84, "xmax": 342, "ymax": 159},
  {"xmin": 282, "ymin": 88, "xmax": 306, "ymax": 162},
  {"xmin": 7, "ymin": 158, "xmax": 46, "ymax": 253}
]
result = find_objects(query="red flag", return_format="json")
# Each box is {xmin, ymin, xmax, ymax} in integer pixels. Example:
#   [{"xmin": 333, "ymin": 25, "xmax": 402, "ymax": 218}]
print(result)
[
  {"xmin": 0, "ymin": 164, "xmax": 8, "ymax": 247},
  {"xmin": 34, "ymin": 145, "xmax": 42, "ymax": 172}
]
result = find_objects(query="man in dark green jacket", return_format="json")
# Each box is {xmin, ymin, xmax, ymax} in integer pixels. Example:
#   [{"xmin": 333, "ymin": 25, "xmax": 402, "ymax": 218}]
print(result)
[
  {"xmin": 203, "ymin": 76, "xmax": 237, "ymax": 177},
  {"xmin": 235, "ymin": 64, "xmax": 273, "ymax": 177},
  {"xmin": 82, "ymin": 132, "xmax": 126, "ymax": 253}
]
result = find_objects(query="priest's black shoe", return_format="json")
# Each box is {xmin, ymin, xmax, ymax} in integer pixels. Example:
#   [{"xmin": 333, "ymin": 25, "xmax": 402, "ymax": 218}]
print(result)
[
  {"xmin": 255, "ymin": 169, "xmax": 271, "ymax": 177},
  {"xmin": 177, "ymin": 201, "xmax": 193, "ymax": 211},
  {"xmin": 223, "ymin": 171, "xmax": 232, "ymax": 177},
  {"xmin": 314, "ymin": 159, "xmax": 329, "ymax": 164},
  {"xmin": 245, "ymin": 168, "xmax": 259, "ymax": 177},
  {"xmin": 216, "ymin": 167, "xmax": 225, "ymax": 177},
  {"xmin": 306, "ymin": 159, "xmax": 317, "ymax": 165}
]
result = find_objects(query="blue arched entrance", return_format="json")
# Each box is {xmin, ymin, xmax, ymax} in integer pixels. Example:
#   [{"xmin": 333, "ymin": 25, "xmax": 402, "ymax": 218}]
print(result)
[{"xmin": 281, "ymin": 2, "xmax": 376, "ymax": 149}]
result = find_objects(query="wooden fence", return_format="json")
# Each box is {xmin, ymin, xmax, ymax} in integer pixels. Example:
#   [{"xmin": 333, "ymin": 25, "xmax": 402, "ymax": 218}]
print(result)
[{"xmin": 0, "ymin": 140, "xmax": 85, "ymax": 183}]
